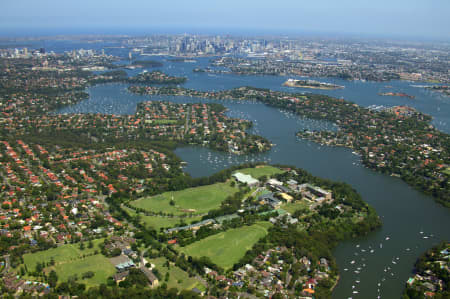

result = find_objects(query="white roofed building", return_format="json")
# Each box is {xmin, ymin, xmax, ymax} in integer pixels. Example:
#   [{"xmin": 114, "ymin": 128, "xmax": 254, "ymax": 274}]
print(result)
[{"xmin": 233, "ymin": 172, "xmax": 259, "ymax": 187}]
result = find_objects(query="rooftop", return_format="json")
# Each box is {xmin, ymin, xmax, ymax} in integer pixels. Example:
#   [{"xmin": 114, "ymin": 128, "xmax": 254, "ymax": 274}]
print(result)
[{"xmin": 233, "ymin": 172, "xmax": 259, "ymax": 185}]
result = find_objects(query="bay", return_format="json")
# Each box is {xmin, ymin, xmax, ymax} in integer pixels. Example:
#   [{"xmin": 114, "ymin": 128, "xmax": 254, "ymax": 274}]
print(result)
[{"xmin": 56, "ymin": 55, "xmax": 450, "ymax": 298}]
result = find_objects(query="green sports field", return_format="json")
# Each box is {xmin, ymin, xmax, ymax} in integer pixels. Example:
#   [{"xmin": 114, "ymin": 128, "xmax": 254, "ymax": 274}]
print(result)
[
  {"xmin": 180, "ymin": 221, "xmax": 272, "ymax": 269},
  {"xmin": 237, "ymin": 165, "xmax": 284, "ymax": 179},
  {"xmin": 130, "ymin": 182, "xmax": 238, "ymax": 216},
  {"xmin": 23, "ymin": 239, "xmax": 104, "ymax": 270},
  {"xmin": 52, "ymin": 254, "xmax": 116, "ymax": 287},
  {"xmin": 22, "ymin": 239, "xmax": 115, "ymax": 287},
  {"xmin": 125, "ymin": 206, "xmax": 203, "ymax": 230}
]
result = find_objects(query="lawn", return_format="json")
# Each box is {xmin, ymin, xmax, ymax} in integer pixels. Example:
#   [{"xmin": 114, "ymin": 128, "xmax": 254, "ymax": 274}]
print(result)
[
  {"xmin": 152, "ymin": 257, "xmax": 204, "ymax": 291},
  {"xmin": 281, "ymin": 201, "xmax": 310, "ymax": 214},
  {"xmin": 180, "ymin": 222, "xmax": 272, "ymax": 270},
  {"xmin": 130, "ymin": 182, "xmax": 238, "ymax": 216},
  {"xmin": 23, "ymin": 239, "xmax": 104, "ymax": 271},
  {"xmin": 140, "ymin": 215, "xmax": 203, "ymax": 230},
  {"xmin": 124, "ymin": 206, "xmax": 203, "ymax": 230},
  {"xmin": 22, "ymin": 239, "xmax": 115, "ymax": 287},
  {"xmin": 237, "ymin": 165, "xmax": 284, "ymax": 179},
  {"xmin": 51, "ymin": 254, "xmax": 115, "ymax": 287}
]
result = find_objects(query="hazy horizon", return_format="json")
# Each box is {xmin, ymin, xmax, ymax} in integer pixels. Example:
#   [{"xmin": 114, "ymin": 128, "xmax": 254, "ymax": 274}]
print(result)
[{"xmin": 1, "ymin": 0, "xmax": 449, "ymax": 41}]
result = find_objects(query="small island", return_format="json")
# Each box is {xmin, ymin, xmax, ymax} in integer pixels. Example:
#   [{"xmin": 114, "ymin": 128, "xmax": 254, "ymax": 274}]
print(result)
[
  {"xmin": 283, "ymin": 78, "xmax": 344, "ymax": 90},
  {"xmin": 378, "ymin": 92, "xmax": 415, "ymax": 99}
]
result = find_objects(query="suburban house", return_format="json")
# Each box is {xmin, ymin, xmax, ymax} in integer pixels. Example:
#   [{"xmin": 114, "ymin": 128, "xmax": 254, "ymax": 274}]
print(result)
[
  {"xmin": 140, "ymin": 267, "xmax": 159, "ymax": 288},
  {"xmin": 113, "ymin": 271, "xmax": 129, "ymax": 283}
]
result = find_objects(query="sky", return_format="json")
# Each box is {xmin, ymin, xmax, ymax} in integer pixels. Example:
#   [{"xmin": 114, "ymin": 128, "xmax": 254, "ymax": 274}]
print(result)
[{"xmin": 1, "ymin": 0, "xmax": 449, "ymax": 40}]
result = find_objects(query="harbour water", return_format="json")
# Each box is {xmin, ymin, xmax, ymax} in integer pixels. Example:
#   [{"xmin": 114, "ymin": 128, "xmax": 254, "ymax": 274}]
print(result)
[{"xmin": 55, "ymin": 55, "xmax": 450, "ymax": 298}]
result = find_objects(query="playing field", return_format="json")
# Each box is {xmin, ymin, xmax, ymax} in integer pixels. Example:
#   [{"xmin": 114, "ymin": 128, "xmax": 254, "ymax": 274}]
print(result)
[
  {"xmin": 237, "ymin": 166, "xmax": 284, "ymax": 179},
  {"xmin": 52, "ymin": 254, "xmax": 115, "ymax": 287},
  {"xmin": 22, "ymin": 239, "xmax": 115, "ymax": 287},
  {"xmin": 23, "ymin": 239, "xmax": 104, "ymax": 270},
  {"xmin": 180, "ymin": 222, "xmax": 272, "ymax": 269},
  {"xmin": 125, "ymin": 206, "xmax": 203, "ymax": 230},
  {"xmin": 130, "ymin": 182, "xmax": 238, "ymax": 216}
]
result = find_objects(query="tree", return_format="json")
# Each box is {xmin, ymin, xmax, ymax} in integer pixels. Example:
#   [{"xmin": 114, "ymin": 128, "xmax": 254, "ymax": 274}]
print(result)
[
  {"xmin": 48, "ymin": 270, "xmax": 58, "ymax": 288},
  {"xmin": 82, "ymin": 271, "xmax": 95, "ymax": 279},
  {"xmin": 35, "ymin": 262, "xmax": 43, "ymax": 273},
  {"xmin": 111, "ymin": 248, "xmax": 121, "ymax": 257}
]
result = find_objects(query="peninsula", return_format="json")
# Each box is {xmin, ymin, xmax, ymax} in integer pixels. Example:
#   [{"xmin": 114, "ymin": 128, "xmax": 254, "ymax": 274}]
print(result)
[{"xmin": 129, "ymin": 85, "xmax": 450, "ymax": 207}]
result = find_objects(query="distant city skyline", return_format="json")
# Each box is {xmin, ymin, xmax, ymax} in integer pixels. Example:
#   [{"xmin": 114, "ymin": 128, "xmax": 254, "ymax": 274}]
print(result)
[{"xmin": 1, "ymin": 0, "xmax": 449, "ymax": 40}]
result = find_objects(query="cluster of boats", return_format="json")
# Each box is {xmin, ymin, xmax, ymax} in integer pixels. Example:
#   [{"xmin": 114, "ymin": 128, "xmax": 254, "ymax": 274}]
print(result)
[{"xmin": 344, "ymin": 230, "xmax": 436, "ymax": 298}]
